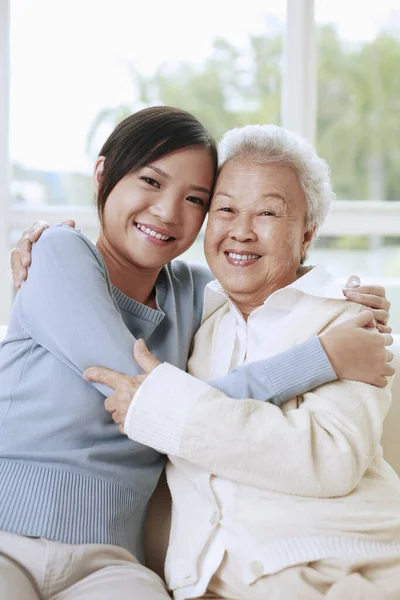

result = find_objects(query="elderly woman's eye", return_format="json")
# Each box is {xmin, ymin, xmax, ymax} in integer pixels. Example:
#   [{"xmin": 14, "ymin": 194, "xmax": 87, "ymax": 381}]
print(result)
[
  {"xmin": 261, "ymin": 211, "xmax": 276, "ymax": 217},
  {"xmin": 140, "ymin": 176, "xmax": 160, "ymax": 188},
  {"xmin": 220, "ymin": 207, "xmax": 233, "ymax": 213}
]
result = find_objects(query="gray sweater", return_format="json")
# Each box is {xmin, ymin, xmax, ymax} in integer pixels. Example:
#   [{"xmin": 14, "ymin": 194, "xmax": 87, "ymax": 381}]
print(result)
[{"xmin": 0, "ymin": 225, "xmax": 335, "ymax": 561}]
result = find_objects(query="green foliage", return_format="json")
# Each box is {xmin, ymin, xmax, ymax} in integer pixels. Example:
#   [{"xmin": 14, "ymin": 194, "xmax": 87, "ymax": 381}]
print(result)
[
  {"xmin": 317, "ymin": 26, "xmax": 400, "ymax": 201},
  {"xmin": 88, "ymin": 23, "xmax": 400, "ymax": 203}
]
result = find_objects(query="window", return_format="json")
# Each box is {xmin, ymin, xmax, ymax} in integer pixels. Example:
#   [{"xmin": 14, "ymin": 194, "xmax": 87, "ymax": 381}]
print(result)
[
  {"xmin": 2, "ymin": 0, "xmax": 399, "ymax": 329},
  {"xmin": 313, "ymin": 0, "xmax": 400, "ymax": 330},
  {"xmin": 10, "ymin": 0, "xmax": 285, "ymax": 210}
]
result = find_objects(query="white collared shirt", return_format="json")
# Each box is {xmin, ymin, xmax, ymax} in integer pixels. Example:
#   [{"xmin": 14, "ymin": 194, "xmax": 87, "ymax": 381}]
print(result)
[{"xmin": 187, "ymin": 266, "xmax": 347, "ymax": 597}]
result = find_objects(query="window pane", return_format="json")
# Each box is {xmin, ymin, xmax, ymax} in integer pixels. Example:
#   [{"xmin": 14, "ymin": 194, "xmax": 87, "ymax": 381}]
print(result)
[
  {"xmin": 315, "ymin": 0, "xmax": 400, "ymax": 330},
  {"xmin": 10, "ymin": 0, "xmax": 285, "ymax": 210}
]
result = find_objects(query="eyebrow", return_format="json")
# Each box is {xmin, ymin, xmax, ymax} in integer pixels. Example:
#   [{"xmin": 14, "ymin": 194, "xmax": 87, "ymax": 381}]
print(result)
[
  {"xmin": 215, "ymin": 191, "xmax": 286, "ymax": 202},
  {"xmin": 147, "ymin": 165, "xmax": 170, "ymax": 179},
  {"xmin": 147, "ymin": 165, "xmax": 212, "ymax": 196}
]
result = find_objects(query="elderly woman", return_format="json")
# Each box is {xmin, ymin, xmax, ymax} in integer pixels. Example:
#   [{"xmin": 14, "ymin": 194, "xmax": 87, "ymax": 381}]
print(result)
[{"xmin": 85, "ymin": 125, "xmax": 400, "ymax": 599}]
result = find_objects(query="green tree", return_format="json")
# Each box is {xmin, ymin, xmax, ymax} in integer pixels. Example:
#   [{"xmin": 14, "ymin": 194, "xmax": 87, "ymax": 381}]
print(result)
[
  {"xmin": 87, "ymin": 23, "xmax": 400, "ymax": 202},
  {"xmin": 87, "ymin": 31, "xmax": 282, "ymax": 144},
  {"xmin": 317, "ymin": 26, "xmax": 400, "ymax": 201}
]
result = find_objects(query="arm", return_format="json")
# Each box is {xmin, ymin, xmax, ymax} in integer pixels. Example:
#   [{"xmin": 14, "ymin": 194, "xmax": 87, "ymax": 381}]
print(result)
[
  {"xmin": 209, "ymin": 335, "xmax": 335, "ymax": 404},
  {"xmin": 123, "ymin": 302, "xmax": 393, "ymax": 497},
  {"xmin": 10, "ymin": 221, "xmax": 392, "ymax": 337},
  {"xmin": 15, "ymin": 225, "xmax": 145, "ymax": 396},
  {"xmin": 10, "ymin": 221, "xmax": 392, "ymax": 404},
  {"xmin": 15, "ymin": 225, "xmax": 332, "ymax": 406},
  {"xmin": 124, "ymin": 360, "xmax": 392, "ymax": 498},
  {"xmin": 13, "ymin": 225, "xmax": 335, "ymax": 405}
]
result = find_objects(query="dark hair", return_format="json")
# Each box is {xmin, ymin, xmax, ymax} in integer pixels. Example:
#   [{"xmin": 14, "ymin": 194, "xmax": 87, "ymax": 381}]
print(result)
[{"xmin": 96, "ymin": 106, "xmax": 218, "ymax": 218}]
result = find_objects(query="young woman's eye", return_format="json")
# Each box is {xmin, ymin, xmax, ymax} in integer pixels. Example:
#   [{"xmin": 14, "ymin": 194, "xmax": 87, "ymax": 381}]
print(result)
[
  {"xmin": 187, "ymin": 196, "xmax": 206, "ymax": 208},
  {"xmin": 140, "ymin": 176, "xmax": 160, "ymax": 188}
]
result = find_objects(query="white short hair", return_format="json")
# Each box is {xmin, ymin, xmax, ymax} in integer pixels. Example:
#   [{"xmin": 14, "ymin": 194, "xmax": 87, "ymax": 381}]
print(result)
[{"xmin": 218, "ymin": 124, "xmax": 335, "ymax": 230}]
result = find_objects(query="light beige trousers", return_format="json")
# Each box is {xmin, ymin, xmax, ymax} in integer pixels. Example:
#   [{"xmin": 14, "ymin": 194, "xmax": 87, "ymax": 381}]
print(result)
[
  {"xmin": 0, "ymin": 531, "xmax": 171, "ymax": 600},
  {"xmin": 199, "ymin": 552, "xmax": 400, "ymax": 600}
]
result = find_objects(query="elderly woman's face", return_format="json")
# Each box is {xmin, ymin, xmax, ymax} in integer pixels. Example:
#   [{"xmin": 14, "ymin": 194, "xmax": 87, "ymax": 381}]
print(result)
[{"xmin": 204, "ymin": 159, "xmax": 315, "ymax": 303}]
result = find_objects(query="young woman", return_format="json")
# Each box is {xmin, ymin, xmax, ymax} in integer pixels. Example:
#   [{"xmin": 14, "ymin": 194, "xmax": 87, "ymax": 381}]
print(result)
[{"xmin": 1, "ymin": 106, "xmax": 391, "ymax": 600}]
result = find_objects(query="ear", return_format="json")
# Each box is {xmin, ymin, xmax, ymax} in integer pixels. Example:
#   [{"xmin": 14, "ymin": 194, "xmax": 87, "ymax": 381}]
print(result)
[
  {"xmin": 93, "ymin": 156, "xmax": 105, "ymax": 195},
  {"xmin": 301, "ymin": 226, "xmax": 317, "ymax": 258}
]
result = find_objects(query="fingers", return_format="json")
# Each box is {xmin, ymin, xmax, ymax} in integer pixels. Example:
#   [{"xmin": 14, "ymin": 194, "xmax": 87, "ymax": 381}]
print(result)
[
  {"xmin": 344, "ymin": 275, "xmax": 361, "ymax": 289},
  {"xmin": 11, "ymin": 247, "xmax": 29, "ymax": 288},
  {"xmin": 104, "ymin": 396, "xmax": 116, "ymax": 413},
  {"xmin": 364, "ymin": 308, "xmax": 389, "ymax": 326},
  {"xmin": 386, "ymin": 349, "xmax": 394, "ymax": 363},
  {"xmin": 351, "ymin": 310, "xmax": 375, "ymax": 328},
  {"xmin": 343, "ymin": 290, "xmax": 389, "ymax": 311},
  {"xmin": 383, "ymin": 363, "xmax": 395, "ymax": 377},
  {"xmin": 104, "ymin": 397, "xmax": 127, "ymax": 434},
  {"xmin": 378, "ymin": 324, "xmax": 392, "ymax": 334},
  {"xmin": 10, "ymin": 248, "xmax": 27, "ymax": 289},
  {"xmin": 16, "ymin": 233, "xmax": 32, "ymax": 259},
  {"xmin": 349, "ymin": 284, "xmax": 385, "ymax": 297},
  {"xmin": 376, "ymin": 376, "xmax": 388, "ymax": 388},
  {"xmin": 29, "ymin": 221, "xmax": 50, "ymax": 243},
  {"xmin": 133, "ymin": 339, "xmax": 160, "ymax": 373},
  {"xmin": 356, "ymin": 285, "xmax": 390, "ymax": 313},
  {"xmin": 11, "ymin": 221, "xmax": 50, "ymax": 287},
  {"xmin": 61, "ymin": 219, "xmax": 76, "ymax": 228},
  {"xmin": 343, "ymin": 285, "xmax": 391, "ymax": 312},
  {"xmin": 84, "ymin": 366, "xmax": 128, "ymax": 389},
  {"xmin": 383, "ymin": 333, "xmax": 394, "ymax": 347}
]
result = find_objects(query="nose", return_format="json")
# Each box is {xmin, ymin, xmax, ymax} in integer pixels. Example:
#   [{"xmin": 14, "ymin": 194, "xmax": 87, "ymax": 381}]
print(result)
[
  {"xmin": 229, "ymin": 215, "xmax": 257, "ymax": 243},
  {"xmin": 149, "ymin": 193, "xmax": 180, "ymax": 225}
]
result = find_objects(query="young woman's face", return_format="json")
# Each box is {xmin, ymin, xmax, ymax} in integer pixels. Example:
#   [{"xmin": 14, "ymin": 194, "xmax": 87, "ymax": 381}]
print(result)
[{"xmin": 97, "ymin": 146, "xmax": 215, "ymax": 270}]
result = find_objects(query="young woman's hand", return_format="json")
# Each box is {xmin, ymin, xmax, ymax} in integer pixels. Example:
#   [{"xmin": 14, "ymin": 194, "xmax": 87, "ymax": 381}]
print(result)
[
  {"xmin": 319, "ymin": 310, "xmax": 394, "ymax": 387},
  {"xmin": 10, "ymin": 219, "xmax": 75, "ymax": 288},
  {"xmin": 343, "ymin": 275, "xmax": 391, "ymax": 334}
]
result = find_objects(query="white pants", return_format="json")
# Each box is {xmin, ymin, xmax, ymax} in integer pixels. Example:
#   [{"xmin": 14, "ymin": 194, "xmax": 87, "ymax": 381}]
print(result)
[
  {"xmin": 198, "ymin": 552, "xmax": 400, "ymax": 599},
  {"xmin": 0, "ymin": 531, "xmax": 171, "ymax": 600}
]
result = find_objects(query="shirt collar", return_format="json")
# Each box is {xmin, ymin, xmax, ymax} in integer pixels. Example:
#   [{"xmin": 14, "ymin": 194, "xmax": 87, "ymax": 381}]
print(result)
[{"xmin": 202, "ymin": 265, "xmax": 344, "ymax": 323}]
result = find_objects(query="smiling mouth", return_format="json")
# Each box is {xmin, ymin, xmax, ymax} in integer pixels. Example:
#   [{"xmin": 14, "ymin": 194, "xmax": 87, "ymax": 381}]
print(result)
[
  {"xmin": 135, "ymin": 223, "xmax": 175, "ymax": 242},
  {"xmin": 225, "ymin": 251, "xmax": 261, "ymax": 266}
]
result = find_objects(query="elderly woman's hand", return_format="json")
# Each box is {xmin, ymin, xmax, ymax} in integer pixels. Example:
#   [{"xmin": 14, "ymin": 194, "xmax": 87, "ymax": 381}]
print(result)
[
  {"xmin": 10, "ymin": 219, "xmax": 76, "ymax": 288},
  {"xmin": 84, "ymin": 340, "xmax": 160, "ymax": 433}
]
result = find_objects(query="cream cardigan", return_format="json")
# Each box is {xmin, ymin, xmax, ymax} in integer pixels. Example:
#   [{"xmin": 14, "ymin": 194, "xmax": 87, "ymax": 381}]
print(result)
[{"xmin": 125, "ymin": 268, "xmax": 400, "ymax": 595}]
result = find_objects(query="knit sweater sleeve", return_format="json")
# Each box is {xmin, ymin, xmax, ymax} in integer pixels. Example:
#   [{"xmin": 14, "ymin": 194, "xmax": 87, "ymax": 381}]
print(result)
[
  {"xmin": 15, "ymin": 225, "xmax": 145, "ymax": 397},
  {"xmin": 209, "ymin": 336, "xmax": 336, "ymax": 405},
  {"xmin": 125, "ymin": 366, "xmax": 391, "ymax": 498}
]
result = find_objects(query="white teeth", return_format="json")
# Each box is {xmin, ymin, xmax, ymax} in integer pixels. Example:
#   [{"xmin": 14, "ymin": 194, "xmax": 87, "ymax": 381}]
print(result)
[
  {"xmin": 227, "ymin": 252, "xmax": 259, "ymax": 261},
  {"xmin": 136, "ymin": 223, "xmax": 171, "ymax": 241}
]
